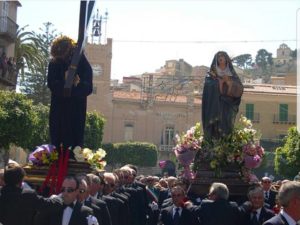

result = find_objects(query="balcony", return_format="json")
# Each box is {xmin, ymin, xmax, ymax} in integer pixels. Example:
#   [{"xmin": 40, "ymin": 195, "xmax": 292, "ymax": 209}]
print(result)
[
  {"xmin": 159, "ymin": 145, "xmax": 174, "ymax": 151},
  {"xmin": 0, "ymin": 67, "xmax": 17, "ymax": 88},
  {"xmin": 239, "ymin": 112, "xmax": 260, "ymax": 123},
  {"xmin": 0, "ymin": 16, "xmax": 18, "ymax": 42},
  {"xmin": 273, "ymin": 114, "xmax": 296, "ymax": 125}
]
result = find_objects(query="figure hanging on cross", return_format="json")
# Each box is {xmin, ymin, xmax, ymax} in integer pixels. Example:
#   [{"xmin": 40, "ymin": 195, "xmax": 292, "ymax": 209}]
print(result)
[
  {"xmin": 47, "ymin": 36, "xmax": 93, "ymax": 155},
  {"xmin": 47, "ymin": 1, "xmax": 95, "ymax": 157}
]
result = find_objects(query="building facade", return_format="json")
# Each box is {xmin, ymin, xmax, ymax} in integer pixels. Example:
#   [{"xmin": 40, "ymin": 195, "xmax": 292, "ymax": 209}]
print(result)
[{"xmin": 0, "ymin": 1, "xmax": 20, "ymax": 90}]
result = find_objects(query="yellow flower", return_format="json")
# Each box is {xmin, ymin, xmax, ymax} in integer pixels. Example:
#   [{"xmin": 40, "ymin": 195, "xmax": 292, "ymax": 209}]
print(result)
[{"xmin": 210, "ymin": 160, "xmax": 217, "ymax": 169}]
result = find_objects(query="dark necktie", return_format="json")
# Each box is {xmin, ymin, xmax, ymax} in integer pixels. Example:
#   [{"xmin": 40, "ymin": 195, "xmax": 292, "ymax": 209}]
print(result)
[
  {"xmin": 265, "ymin": 191, "xmax": 269, "ymax": 200},
  {"xmin": 173, "ymin": 207, "xmax": 180, "ymax": 225},
  {"xmin": 251, "ymin": 211, "xmax": 259, "ymax": 225}
]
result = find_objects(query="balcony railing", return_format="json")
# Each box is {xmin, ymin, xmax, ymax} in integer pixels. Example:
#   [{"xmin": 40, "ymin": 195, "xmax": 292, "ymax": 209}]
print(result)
[
  {"xmin": 159, "ymin": 145, "xmax": 174, "ymax": 151},
  {"xmin": 0, "ymin": 68, "xmax": 17, "ymax": 87},
  {"xmin": 273, "ymin": 114, "xmax": 296, "ymax": 124},
  {"xmin": 239, "ymin": 112, "xmax": 260, "ymax": 123},
  {"xmin": 0, "ymin": 16, "xmax": 18, "ymax": 41}
]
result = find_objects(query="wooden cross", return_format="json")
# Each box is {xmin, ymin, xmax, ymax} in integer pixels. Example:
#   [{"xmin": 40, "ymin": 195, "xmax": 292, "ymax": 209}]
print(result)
[{"xmin": 64, "ymin": 0, "xmax": 96, "ymax": 97}]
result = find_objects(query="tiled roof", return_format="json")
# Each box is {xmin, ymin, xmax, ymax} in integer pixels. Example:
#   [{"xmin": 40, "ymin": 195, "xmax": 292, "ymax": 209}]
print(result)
[{"xmin": 113, "ymin": 91, "xmax": 201, "ymax": 104}]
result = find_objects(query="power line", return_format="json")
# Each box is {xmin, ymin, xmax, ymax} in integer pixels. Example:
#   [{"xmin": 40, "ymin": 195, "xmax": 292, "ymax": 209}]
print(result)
[{"xmin": 113, "ymin": 39, "xmax": 296, "ymax": 44}]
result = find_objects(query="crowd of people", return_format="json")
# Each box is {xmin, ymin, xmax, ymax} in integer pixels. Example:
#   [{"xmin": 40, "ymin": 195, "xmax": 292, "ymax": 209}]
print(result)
[
  {"xmin": 0, "ymin": 162, "xmax": 300, "ymax": 225},
  {"xmin": 0, "ymin": 52, "xmax": 16, "ymax": 77}
]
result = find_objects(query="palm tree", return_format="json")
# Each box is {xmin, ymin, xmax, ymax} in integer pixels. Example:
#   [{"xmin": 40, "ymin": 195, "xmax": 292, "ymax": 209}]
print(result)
[{"xmin": 14, "ymin": 25, "xmax": 43, "ymax": 80}]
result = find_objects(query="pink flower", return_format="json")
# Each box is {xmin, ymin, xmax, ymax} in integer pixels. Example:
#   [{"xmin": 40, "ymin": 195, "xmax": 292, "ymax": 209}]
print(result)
[{"xmin": 159, "ymin": 160, "xmax": 167, "ymax": 168}]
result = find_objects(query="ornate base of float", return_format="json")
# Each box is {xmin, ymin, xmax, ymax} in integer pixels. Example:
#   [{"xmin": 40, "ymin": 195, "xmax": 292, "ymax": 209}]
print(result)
[
  {"xmin": 23, "ymin": 160, "xmax": 94, "ymax": 188},
  {"xmin": 190, "ymin": 163, "xmax": 250, "ymax": 203}
]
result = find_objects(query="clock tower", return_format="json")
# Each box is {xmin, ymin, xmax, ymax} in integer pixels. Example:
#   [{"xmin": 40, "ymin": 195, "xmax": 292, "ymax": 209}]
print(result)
[{"xmin": 85, "ymin": 38, "xmax": 112, "ymax": 112}]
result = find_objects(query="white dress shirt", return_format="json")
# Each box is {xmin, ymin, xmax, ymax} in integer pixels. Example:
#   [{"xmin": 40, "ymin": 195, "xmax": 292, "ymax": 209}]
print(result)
[
  {"xmin": 62, "ymin": 200, "xmax": 76, "ymax": 225},
  {"xmin": 281, "ymin": 209, "xmax": 297, "ymax": 225}
]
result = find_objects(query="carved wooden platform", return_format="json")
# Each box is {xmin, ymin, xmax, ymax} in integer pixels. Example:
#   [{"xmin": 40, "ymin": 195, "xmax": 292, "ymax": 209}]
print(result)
[
  {"xmin": 190, "ymin": 163, "xmax": 250, "ymax": 202},
  {"xmin": 23, "ymin": 160, "xmax": 94, "ymax": 187}
]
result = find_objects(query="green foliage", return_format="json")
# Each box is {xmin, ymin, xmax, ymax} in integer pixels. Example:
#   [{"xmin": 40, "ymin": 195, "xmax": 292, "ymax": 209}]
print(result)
[
  {"xmin": 0, "ymin": 91, "xmax": 38, "ymax": 150},
  {"xmin": 84, "ymin": 111, "xmax": 105, "ymax": 150},
  {"xmin": 15, "ymin": 25, "xmax": 43, "ymax": 78},
  {"xmin": 275, "ymin": 127, "xmax": 300, "ymax": 179},
  {"xmin": 30, "ymin": 104, "xmax": 50, "ymax": 149},
  {"xmin": 101, "ymin": 143, "xmax": 118, "ymax": 168},
  {"xmin": 102, "ymin": 142, "xmax": 158, "ymax": 167},
  {"xmin": 255, "ymin": 49, "xmax": 273, "ymax": 82},
  {"xmin": 19, "ymin": 22, "xmax": 59, "ymax": 105},
  {"xmin": 255, "ymin": 49, "xmax": 273, "ymax": 69},
  {"xmin": 232, "ymin": 54, "xmax": 253, "ymax": 69}
]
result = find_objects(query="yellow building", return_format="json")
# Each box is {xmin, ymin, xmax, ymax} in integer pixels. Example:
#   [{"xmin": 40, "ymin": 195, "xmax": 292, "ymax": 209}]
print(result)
[{"xmin": 0, "ymin": 1, "xmax": 21, "ymax": 90}]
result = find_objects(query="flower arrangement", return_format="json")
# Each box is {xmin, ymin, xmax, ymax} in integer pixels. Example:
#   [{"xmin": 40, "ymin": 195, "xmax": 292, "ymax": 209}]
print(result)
[
  {"xmin": 175, "ymin": 116, "xmax": 264, "ymax": 182},
  {"xmin": 28, "ymin": 144, "xmax": 58, "ymax": 166},
  {"xmin": 173, "ymin": 123, "xmax": 203, "ymax": 179},
  {"xmin": 73, "ymin": 146, "xmax": 107, "ymax": 171}
]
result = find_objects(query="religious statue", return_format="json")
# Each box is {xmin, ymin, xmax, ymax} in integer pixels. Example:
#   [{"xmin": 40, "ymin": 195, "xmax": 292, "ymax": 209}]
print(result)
[
  {"xmin": 47, "ymin": 36, "xmax": 93, "ymax": 151},
  {"xmin": 202, "ymin": 51, "xmax": 244, "ymax": 140}
]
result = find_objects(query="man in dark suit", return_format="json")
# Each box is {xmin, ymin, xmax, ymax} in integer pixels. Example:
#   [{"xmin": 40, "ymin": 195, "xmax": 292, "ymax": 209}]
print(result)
[
  {"xmin": 263, "ymin": 181, "xmax": 300, "ymax": 225},
  {"xmin": 159, "ymin": 185, "xmax": 199, "ymax": 225},
  {"xmin": 0, "ymin": 164, "xmax": 62, "ymax": 225},
  {"xmin": 43, "ymin": 175, "xmax": 97, "ymax": 225},
  {"xmin": 77, "ymin": 176, "xmax": 112, "ymax": 225},
  {"xmin": 261, "ymin": 177, "xmax": 277, "ymax": 209},
  {"xmin": 240, "ymin": 185, "xmax": 275, "ymax": 225},
  {"xmin": 192, "ymin": 182, "xmax": 242, "ymax": 225}
]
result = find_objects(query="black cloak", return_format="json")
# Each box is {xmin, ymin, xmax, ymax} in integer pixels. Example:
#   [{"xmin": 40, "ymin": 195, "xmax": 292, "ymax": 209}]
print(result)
[
  {"xmin": 202, "ymin": 51, "xmax": 243, "ymax": 140},
  {"xmin": 47, "ymin": 53, "xmax": 93, "ymax": 149}
]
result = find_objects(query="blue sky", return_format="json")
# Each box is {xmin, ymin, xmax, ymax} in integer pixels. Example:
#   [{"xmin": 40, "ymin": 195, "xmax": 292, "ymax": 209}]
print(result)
[{"xmin": 18, "ymin": 0, "xmax": 299, "ymax": 81}]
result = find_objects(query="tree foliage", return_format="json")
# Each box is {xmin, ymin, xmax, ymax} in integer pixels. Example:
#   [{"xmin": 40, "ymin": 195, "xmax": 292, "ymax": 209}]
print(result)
[
  {"xmin": 19, "ymin": 22, "xmax": 59, "ymax": 105},
  {"xmin": 232, "ymin": 54, "xmax": 252, "ymax": 69},
  {"xmin": 274, "ymin": 127, "xmax": 300, "ymax": 179},
  {"xmin": 103, "ymin": 142, "xmax": 158, "ymax": 167},
  {"xmin": 30, "ymin": 104, "xmax": 50, "ymax": 149},
  {"xmin": 14, "ymin": 25, "xmax": 42, "ymax": 79},
  {"xmin": 0, "ymin": 91, "xmax": 38, "ymax": 150},
  {"xmin": 254, "ymin": 49, "xmax": 274, "ymax": 83},
  {"xmin": 84, "ymin": 111, "xmax": 106, "ymax": 150},
  {"xmin": 255, "ymin": 49, "xmax": 273, "ymax": 69}
]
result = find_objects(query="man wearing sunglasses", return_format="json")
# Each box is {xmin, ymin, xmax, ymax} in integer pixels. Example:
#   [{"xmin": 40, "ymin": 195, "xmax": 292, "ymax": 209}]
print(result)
[{"xmin": 37, "ymin": 175, "xmax": 97, "ymax": 225}]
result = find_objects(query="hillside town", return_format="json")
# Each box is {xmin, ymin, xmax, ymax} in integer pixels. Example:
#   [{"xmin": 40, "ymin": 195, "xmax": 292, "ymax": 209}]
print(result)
[{"xmin": 0, "ymin": 2, "xmax": 299, "ymax": 225}]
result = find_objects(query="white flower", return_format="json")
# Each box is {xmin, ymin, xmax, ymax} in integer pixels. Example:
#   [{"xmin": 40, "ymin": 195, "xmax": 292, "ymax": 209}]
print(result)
[
  {"xmin": 73, "ymin": 146, "xmax": 82, "ymax": 155},
  {"xmin": 96, "ymin": 148, "xmax": 107, "ymax": 158},
  {"xmin": 86, "ymin": 215, "xmax": 99, "ymax": 225},
  {"xmin": 83, "ymin": 148, "xmax": 93, "ymax": 158}
]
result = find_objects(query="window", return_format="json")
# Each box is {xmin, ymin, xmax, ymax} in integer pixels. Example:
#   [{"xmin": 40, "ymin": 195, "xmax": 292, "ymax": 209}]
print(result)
[
  {"xmin": 124, "ymin": 123, "xmax": 133, "ymax": 141},
  {"xmin": 0, "ymin": 1, "xmax": 9, "ymax": 32},
  {"xmin": 164, "ymin": 126, "xmax": 174, "ymax": 146},
  {"xmin": 1, "ymin": 1, "xmax": 9, "ymax": 16},
  {"xmin": 245, "ymin": 104, "xmax": 254, "ymax": 120},
  {"xmin": 279, "ymin": 104, "xmax": 288, "ymax": 122}
]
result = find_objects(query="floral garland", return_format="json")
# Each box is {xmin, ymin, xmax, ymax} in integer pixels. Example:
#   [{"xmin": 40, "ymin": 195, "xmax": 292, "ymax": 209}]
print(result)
[
  {"xmin": 28, "ymin": 144, "xmax": 58, "ymax": 166},
  {"xmin": 28, "ymin": 145, "xmax": 107, "ymax": 171},
  {"xmin": 174, "ymin": 116, "xmax": 264, "ymax": 183},
  {"xmin": 73, "ymin": 146, "xmax": 107, "ymax": 171}
]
